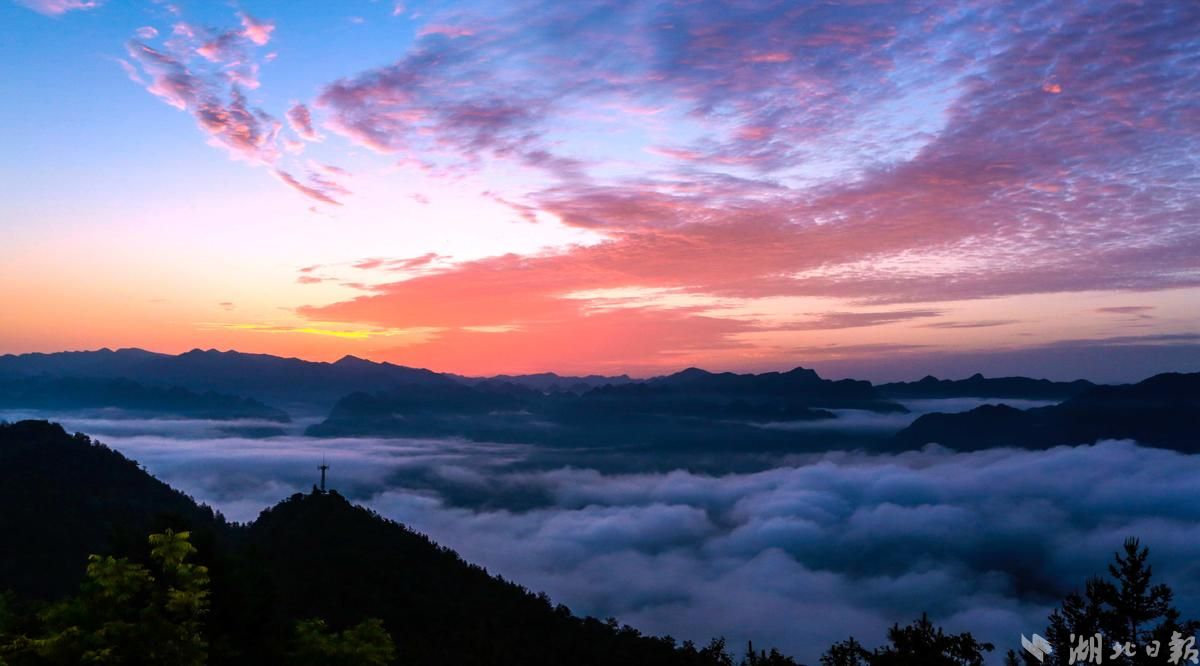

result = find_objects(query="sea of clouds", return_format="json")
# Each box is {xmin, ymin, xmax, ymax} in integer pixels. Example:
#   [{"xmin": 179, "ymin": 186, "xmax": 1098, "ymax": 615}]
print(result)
[{"xmin": 4, "ymin": 406, "xmax": 1198, "ymax": 664}]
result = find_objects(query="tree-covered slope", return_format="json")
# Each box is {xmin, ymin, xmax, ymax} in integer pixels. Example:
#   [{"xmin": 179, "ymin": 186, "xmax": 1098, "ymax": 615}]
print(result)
[
  {"xmin": 0, "ymin": 420, "xmax": 749, "ymax": 665},
  {"xmin": 893, "ymin": 372, "xmax": 1200, "ymax": 451},
  {"xmin": 0, "ymin": 420, "xmax": 229, "ymax": 599}
]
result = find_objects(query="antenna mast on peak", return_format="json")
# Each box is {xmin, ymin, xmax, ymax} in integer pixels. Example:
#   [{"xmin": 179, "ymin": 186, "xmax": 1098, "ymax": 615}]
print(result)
[{"xmin": 318, "ymin": 456, "xmax": 329, "ymax": 492}]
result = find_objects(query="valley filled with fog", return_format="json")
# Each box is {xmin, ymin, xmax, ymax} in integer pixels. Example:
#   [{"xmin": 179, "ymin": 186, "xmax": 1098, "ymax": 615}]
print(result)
[{"xmin": 6, "ymin": 402, "xmax": 1197, "ymax": 664}]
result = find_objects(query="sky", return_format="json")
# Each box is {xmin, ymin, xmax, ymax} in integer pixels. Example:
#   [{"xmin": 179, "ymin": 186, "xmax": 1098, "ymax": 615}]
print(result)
[{"xmin": 1, "ymin": 0, "xmax": 1198, "ymax": 379}]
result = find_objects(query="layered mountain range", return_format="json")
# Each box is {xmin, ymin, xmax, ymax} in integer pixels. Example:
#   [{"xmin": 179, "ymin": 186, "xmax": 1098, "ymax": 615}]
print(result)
[{"xmin": 2, "ymin": 349, "xmax": 1195, "ymax": 453}]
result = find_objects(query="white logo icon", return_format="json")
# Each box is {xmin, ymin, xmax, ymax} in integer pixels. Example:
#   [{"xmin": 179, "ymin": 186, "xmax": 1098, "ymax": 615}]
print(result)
[{"xmin": 1023, "ymin": 634, "xmax": 1052, "ymax": 662}]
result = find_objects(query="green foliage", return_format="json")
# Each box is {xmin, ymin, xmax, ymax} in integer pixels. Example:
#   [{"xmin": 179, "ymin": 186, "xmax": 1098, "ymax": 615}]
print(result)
[
  {"xmin": 0, "ymin": 529, "xmax": 208, "ymax": 666},
  {"xmin": 0, "ymin": 526, "xmax": 401, "ymax": 666},
  {"xmin": 289, "ymin": 617, "xmax": 396, "ymax": 666},
  {"xmin": 0, "ymin": 420, "xmax": 227, "ymax": 601}
]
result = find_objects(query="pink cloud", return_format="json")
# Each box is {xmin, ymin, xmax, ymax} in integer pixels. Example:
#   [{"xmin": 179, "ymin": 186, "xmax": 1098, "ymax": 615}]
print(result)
[
  {"xmin": 389, "ymin": 252, "xmax": 443, "ymax": 270},
  {"xmin": 239, "ymin": 12, "xmax": 275, "ymax": 46},
  {"xmin": 782, "ymin": 310, "xmax": 944, "ymax": 331},
  {"xmin": 278, "ymin": 0, "xmax": 1200, "ymax": 369},
  {"xmin": 286, "ymin": 104, "xmax": 319, "ymax": 140},
  {"xmin": 196, "ymin": 32, "xmax": 241, "ymax": 63},
  {"xmin": 16, "ymin": 0, "xmax": 99, "ymax": 16},
  {"xmin": 416, "ymin": 24, "xmax": 475, "ymax": 38},
  {"xmin": 744, "ymin": 52, "xmax": 792, "ymax": 64},
  {"xmin": 193, "ymin": 88, "xmax": 280, "ymax": 163},
  {"xmin": 375, "ymin": 306, "xmax": 755, "ymax": 376},
  {"xmin": 123, "ymin": 9, "xmax": 355, "ymax": 206},
  {"xmin": 274, "ymin": 169, "xmax": 344, "ymax": 206}
]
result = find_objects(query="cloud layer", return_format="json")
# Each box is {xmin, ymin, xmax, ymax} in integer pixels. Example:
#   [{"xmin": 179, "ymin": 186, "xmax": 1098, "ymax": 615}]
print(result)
[
  {"xmin": 21, "ymin": 409, "xmax": 1199, "ymax": 665},
  {"xmin": 15, "ymin": 0, "xmax": 99, "ymax": 16}
]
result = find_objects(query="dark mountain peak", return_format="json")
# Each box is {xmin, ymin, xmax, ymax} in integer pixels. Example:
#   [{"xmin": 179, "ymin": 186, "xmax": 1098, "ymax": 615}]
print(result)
[
  {"xmin": 332, "ymin": 354, "xmax": 374, "ymax": 367},
  {"xmin": 879, "ymin": 373, "xmax": 1095, "ymax": 400},
  {"xmin": 1064, "ymin": 371, "xmax": 1200, "ymax": 406},
  {"xmin": 509, "ymin": 372, "xmax": 562, "ymax": 381},
  {"xmin": 179, "ymin": 347, "xmax": 238, "ymax": 360},
  {"xmin": 0, "ymin": 348, "xmax": 169, "ymax": 380},
  {"xmin": 969, "ymin": 403, "xmax": 1024, "ymax": 416},
  {"xmin": 673, "ymin": 367, "xmax": 712, "ymax": 379},
  {"xmin": 255, "ymin": 487, "xmax": 356, "ymax": 523},
  {"xmin": 1, "ymin": 417, "xmax": 67, "ymax": 440},
  {"xmin": 1132, "ymin": 371, "xmax": 1200, "ymax": 394},
  {"xmin": 894, "ymin": 371, "xmax": 1200, "ymax": 452},
  {"xmin": 452, "ymin": 371, "xmax": 632, "ymax": 392},
  {"xmin": 783, "ymin": 366, "xmax": 822, "ymax": 382},
  {"xmin": 0, "ymin": 420, "xmax": 227, "ymax": 598}
]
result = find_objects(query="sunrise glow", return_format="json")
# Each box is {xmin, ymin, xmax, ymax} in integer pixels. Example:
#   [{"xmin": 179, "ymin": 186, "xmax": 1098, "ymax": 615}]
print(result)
[{"xmin": 3, "ymin": 0, "xmax": 1197, "ymax": 379}]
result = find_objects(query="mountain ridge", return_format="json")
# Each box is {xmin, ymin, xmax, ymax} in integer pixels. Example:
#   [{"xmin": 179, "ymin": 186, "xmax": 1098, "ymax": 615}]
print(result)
[
  {"xmin": 893, "ymin": 372, "xmax": 1200, "ymax": 452},
  {"xmin": 0, "ymin": 419, "xmax": 749, "ymax": 665}
]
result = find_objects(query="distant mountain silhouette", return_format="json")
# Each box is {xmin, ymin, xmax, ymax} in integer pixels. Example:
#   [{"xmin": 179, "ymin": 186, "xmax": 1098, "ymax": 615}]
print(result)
[
  {"xmin": 305, "ymin": 366, "xmax": 905, "ymax": 450},
  {"xmin": 3, "ymin": 349, "xmax": 1135, "ymax": 446},
  {"xmin": 452, "ymin": 371, "xmax": 635, "ymax": 393},
  {"xmin": 0, "ymin": 420, "xmax": 756, "ymax": 665},
  {"xmin": 0, "ymin": 348, "xmax": 454, "ymax": 411},
  {"xmin": 638, "ymin": 366, "xmax": 905, "ymax": 412},
  {"xmin": 877, "ymin": 373, "xmax": 1095, "ymax": 400},
  {"xmin": 0, "ymin": 347, "xmax": 164, "ymax": 377},
  {"xmin": 0, "ymin": 376, "xmax": 289, "ymax": 421},
  {"xmin": 893, "ymin": 372, "xmax": 1200, "ymax": 451}
]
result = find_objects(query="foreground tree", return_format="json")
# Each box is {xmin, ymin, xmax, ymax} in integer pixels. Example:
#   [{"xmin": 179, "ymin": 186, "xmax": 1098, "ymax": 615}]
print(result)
[
  {"xmin": 821, "ymin": 636, "xmax": 871, "ymax": 666},
  {"xmin": 289, "ymin": 617, "xmax": 396, "ymax": 666},
  {"xmin": 822, "ymin": 615, "xmax": 993, "ymax": 666},
  {"xmin": 742, "ymin": 640, "xmax": 800, "ymax": 665},
  {"xmin": 0, "ymin": 529, "xmax": 209, "ymax": 666},
  {"xmin": 1044, "ymin": 538, "xmax": 1198, "ymax": 666}
]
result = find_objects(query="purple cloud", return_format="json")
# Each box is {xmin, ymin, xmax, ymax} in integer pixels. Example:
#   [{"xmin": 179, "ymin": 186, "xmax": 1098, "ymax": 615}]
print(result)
[
  {"xmin": 15, "ymin": 0, "xmax": 99, "ymax": 16},
  {"xmin": 286, "ymin": 103, "xmax": 319, "ymax": 141},
  {"xmin": 122, "ymin": 8, "xmax": 351, "ymax": 205}
]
